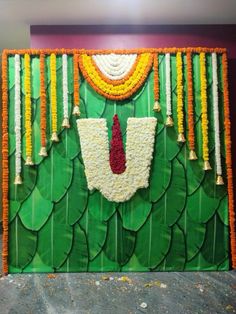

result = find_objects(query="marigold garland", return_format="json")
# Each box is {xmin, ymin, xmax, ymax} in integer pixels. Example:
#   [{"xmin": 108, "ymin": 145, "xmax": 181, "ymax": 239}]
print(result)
[
  {"xmin": 200, "ymin": 52, "xmax": 210, "ymax": 168},
  {"xmin": 50, "ymin": 53, "xmax": 58, "ymax": 140},
  {"xmin": 176, "ymin": 52, "xmax": 185, "ymax": 142},
  {"xmin": 24, "ymin": 54, "xmax": 33, "ymax": 164},
  {"xmin": 186, "ymin": 52, "xmax": 197, "ymax": 158},
  {"xmin": 153, "ymin": 53, "xmax": 159, "ymax": 102},
  {"xmin": 2, "ymin": 51, "xmax": 9, "ymax": 275},
  {"xmin": 39, "ymin": 54, "xmax": 47, "ymax": 156},
  {"xmin": 73, "ymin": 53, "xmax": 80, "ymax": 116},
  {"xmin": 222, "ymin": 52, "xmax": 236, "ymax": 268},
  {"xmin": 78, "ymin": 52, "xmax": 153, "ymax": 100}
]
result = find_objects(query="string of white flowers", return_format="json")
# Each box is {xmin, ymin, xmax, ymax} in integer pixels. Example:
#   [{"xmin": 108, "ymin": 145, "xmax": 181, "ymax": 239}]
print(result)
[
  {"xmin": 77, "ymin": 117, "xmax": 157, "ymax": 202},
  {"xmin": 212, "ymin": 52, "xmax": 222, "ymax": 176},
  {"xmin": 14, "ymin": 54, "xmax": 22, "ymax": 180},
  {"xmin": 92, "ymin": 54, "xmax": 137, "ymax": 80},
  {"xmin": 165, "ymin": 53, "xmax": 172, "ymax": 116},
  {"xmin": 62, "ymin": 54, "xmax": 70, "ymax": 128}
]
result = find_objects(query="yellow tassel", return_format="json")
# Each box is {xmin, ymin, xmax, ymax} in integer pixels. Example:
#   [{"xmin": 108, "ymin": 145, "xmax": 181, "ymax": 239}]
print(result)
[
  {"xmin": 153, "ymin": 101, "xmax": 161, "ymax": 112},
  {"xmin": 203, "ymin": 160, "xmax": 212, "ymax": 171},
  {"xmin": 39, "ymin": 146, "xmax": 48, "ymax": 157},
  {"xmin": 25, "ymin": 156, "xmax": 34, "ymax": 166},
  {"xmin": 51, "ymin": 132, "xmax": 59, "ymax": 142},
  {"xmin": 189, "ymin": 150, "xmax": 198, "ymax": 160},
  {"xmin": 166, "ymin": 115, "xmax": 174, "ymax": 127},
  {"xmin": 73, "ymin": 105, "xmax": 81, "ymax": 116},
  {"xmin": 14, "ymin": 174, "xmax": 22, "ymax": 185},
  {"xmin": 62, "ymin": 117, "xmax": 70, "ymax": 128},
  {"xmin": 177, "ymin": 133, "xmax": 186, "ymax": 143},
  {"xmin": 216, "ymin": 175, "xmax": 224, "ymax": 185}
]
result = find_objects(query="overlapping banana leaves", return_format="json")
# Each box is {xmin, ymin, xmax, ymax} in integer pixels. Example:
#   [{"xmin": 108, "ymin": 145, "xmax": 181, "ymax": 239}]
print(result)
[{"xmin": 7, "ymin": 53, "xmax": 229, "ymax": 272}]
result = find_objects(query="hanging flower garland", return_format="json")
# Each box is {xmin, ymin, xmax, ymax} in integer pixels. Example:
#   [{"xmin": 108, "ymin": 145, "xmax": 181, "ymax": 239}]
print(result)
[
  {"xmin": 78, "ymin": 52, "xmax": 153, "ymax": 100},
  {"xmin": 24, "ymin": 54, "xmax": 34, "ymax": 165},
  {"xmin": 153, "ymin": 53, "xmax": 161, "ymax": 112},
  {"xmin": 165, "ymin": 53, "xmax": 173, "ymax": 126},
  {"xmin": 50, "ymin": 53, "xmax": 59, "ymax": 141},
  {"xmin": 212, "ymin": 52, "xmax": 223, "ymax": 184},
  {"xmin": 77, "ymin": 117, "xmax": 157, "ymax": 202},
  {"xmin": 200, "ymin": 52, "xmax": 211, "ymax": 170},
  {"xmin": 73, "ymin": 53, "xmax": 80, "ymax": 116},
  {"xmin": 176, "ymin": 52, "xmax": 185, "ymax": 142},
  {"xmin": 14, "ymin": 54, "xmax": 22, "ymax": 184},
  {"xmin": 62, "ymin": 54, "xmax": 70, "ymax": 128},
  {"xmin": 39, "ymin": 53, "xmax": 47, "ymax": 157},
  {"xmin": 186, "ymin": 52, "xmax": 197, "ymax": 160}
]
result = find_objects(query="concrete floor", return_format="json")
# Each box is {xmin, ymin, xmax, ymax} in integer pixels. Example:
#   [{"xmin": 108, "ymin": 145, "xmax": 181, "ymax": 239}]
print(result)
[{"xmin": 0, "ymin": 236, "xmax": 235, "ymax": 314}]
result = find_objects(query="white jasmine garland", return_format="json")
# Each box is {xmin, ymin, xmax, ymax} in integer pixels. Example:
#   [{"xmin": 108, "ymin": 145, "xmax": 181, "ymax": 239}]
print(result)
[
  {"xmin": 77, "ymin": 117, "xmax": 157, "ymax": 202},
  {"xmin": 165, "ymin": 53, "xmax": 172, "ymax": 116},
  {"xmin": 212, "ymin": 53, "xmax": 222, "ymax": 176},
  {"xmin": 92, "ymin": 54, "xmax": 137, "ymax": 80},
  {"xmin": 14, "ymin": 54, "xmax": 22, "ymax": 176},
  {"xmin": 62, "ymin": 54, "xmax": 69, "ymax": 119}
]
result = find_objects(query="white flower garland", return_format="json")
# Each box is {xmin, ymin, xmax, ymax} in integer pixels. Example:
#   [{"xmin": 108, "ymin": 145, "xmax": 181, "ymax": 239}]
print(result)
[
  {"xmin": 92, "ymin": 54, "xmax": 137, "ymax": 80},
  {"xmin": 165, "ymin": 53, "xmax": 172, "ymax": 116},
  {"xmin": 77, "ymin": 117, "xmax": 157, "ymax": 202},
  {"xmin": 14, "ymin": 54, "xmax": 22, "ymax": 176},
  {"xmin": 62, "ymin": 54, "xmax": 69, "ymax": 119},
  {"xmin": 212, "ymin": 52, "xmax": 222, "ymax": 176}
]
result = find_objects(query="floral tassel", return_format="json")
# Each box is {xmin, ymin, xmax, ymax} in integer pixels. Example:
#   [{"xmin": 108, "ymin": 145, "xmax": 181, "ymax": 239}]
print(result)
[
  {"xmin": 222, "ymin": 52, "xmax": 236, "ymax": 268},
  {"xmin": 14, "ymin": 54, "xmax": 23, "ymax": 183},
  {"xmin": 50, "ymin": 53, "xmax": 59, "ymax": 142},
  {"xmin": 200, "ymin": 52, "xmax": 211, "ymax": 170},
  {"xmin": 176, "ymin": 52, "xmax": 185, "ymax": 143},
  {"xmin": 187, "ymin": 52, "xmax": 197, "ymax": 160},
  {"xmin": 24, "ymin": 54, "xmax": 34, "ymax": 165},
  {"xmin": 212, "ymin": 53, "xmax": 223, "ymax": 184},
  {"xmin": 153, "ymin": 53, "xmax": 161, "ymax": 112},
  {"xmin": 39, "ymin": 53, "xmax": 48, "ymax": 157},
  {"xmin": 73, "ymin": 53, "xmax": 80, "ymax": 116},
  {"xmin": 62, "ymin": 54, "xmax": 70, "ymax": 128},
  {"xmin": 165, "ymin": 53, "xmax": 173, "ymax": 127}
]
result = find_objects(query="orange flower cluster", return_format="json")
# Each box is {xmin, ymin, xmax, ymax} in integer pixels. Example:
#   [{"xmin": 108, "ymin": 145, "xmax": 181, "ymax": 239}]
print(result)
[
  {"xmin": 40, "ymin": 54, "xmax": 47, "ymax": 152},
  {"xmin": 222, "ymin": 52, "xmax": 236, "ymax": 268},
  {"xmin": 153, "ymin": 53, "xmax": 159, "ymax": 102},
  {"xmin": 2, "ymin": 51, "xmax": 9, "ymax": 275},
  {"xmin": 73, "ymin": 54, "xmax": 80, "ymax": 106}
]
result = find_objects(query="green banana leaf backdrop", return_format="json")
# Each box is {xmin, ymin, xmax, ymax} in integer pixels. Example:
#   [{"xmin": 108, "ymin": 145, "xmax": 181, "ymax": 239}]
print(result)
[{"xmin": 7, "ymin": 53, "xmax": 229, "ymax": 273}]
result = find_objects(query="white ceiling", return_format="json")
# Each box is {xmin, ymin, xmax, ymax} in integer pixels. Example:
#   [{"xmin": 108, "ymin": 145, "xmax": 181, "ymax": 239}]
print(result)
[{"xmin": 0, "ymin": 0, "xmax": 236, "ymax": 50}]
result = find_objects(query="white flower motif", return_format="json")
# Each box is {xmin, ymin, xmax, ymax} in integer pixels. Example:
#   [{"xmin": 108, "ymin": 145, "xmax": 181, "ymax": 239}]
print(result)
[
  {"xmin": 165, "ymin": 53, "xmax": 172, "ymax": 116},
  {"xmin": 77, "ymin": 117, "xmax": 157, "ymax": 202},
  {"xmin": 62, "ymin": 54, "xmax": 69, "ymax": 119},
  {"xmin": 15, "ymin": 54, "xmax": 21, "ymax": 176}
]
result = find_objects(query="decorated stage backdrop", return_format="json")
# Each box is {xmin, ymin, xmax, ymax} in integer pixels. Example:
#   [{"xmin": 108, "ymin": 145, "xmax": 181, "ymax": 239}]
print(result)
[{"xmin": 2, "ymin": 48, "xmax": 235, "ymax": 274}]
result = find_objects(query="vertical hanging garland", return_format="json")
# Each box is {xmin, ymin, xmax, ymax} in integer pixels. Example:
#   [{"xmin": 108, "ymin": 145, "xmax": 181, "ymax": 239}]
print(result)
[
  {"xmin": 14, "ymin": 54, "xmax": 22, "ymax": 183},
  {"xmin": 212, "ymin": 53, "xmax": 223, "ymax": 184},
  {"xmin": 165, "ymin": 53, "xmax": 173, "ymax": 126},
  {"xmin": 73, "ymin": 53, "xmax": 80, "ymax": 116},
  {"xmin": 200, "ymin": 52, "xmax": 211, "ymax": 170},
  {"xmin": 176, "ymin": 52, "xmax": 185, "ymax": 142},
  {"xmin": 187, "ymin": 52, "xmax": 197, "ymax": 160},
  {"xmin": 222, "ymin": 52, "xmax": 236, "ymax": 268},
  {"xmin": 2, "ymin": 51, "xmax": 9, "ymax": 275},
  {"xmin": 62, "ymin": 54, "xmax": 70, "ymax": 128},
  {"xmin": 39, "ymin": 53, "xmax": 47, "ymax": 157},
  {"xmin": 153, "ymin": 53, "xmax": 161, "ymax": 112},
  {"xmin": 24, "ymin": 54, "xmax": 34, "ymax": 165},
  {"xmin": 50, "ymin": 53, "xmax": 59, "ymax": 142}
]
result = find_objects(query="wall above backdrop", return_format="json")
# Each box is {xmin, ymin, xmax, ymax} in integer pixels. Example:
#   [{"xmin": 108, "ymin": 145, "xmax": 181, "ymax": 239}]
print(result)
[{"xmin": 2, "ymin": 47, "xmax": 235, "ymax": 274}]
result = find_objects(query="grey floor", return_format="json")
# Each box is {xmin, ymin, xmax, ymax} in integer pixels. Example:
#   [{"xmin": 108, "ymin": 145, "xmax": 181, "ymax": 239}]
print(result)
[{"xmin": 0, "ymin": 236, "xmax": 235, "ymax": 314}]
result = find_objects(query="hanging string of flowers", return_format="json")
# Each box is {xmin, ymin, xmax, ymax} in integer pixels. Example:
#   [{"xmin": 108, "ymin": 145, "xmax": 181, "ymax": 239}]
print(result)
[
  {"xmin": 50, "ymin": 53, "xmax": 59, "ymax": 142},
  {"xmin": 14, "ymin": 54, "xmax": 22, "ymax": 183},
  {"xmin": 222, "ymin": 52, "xmax": 236, "ymax": 268},
  {"xmin": 165, "ymin": 53, "xmax": 173, "ymax": 126},
  {"xmin": 187, "ymin": 52, "xmax": 197, "ymax": 160},
  {"xmin": 62, "ymin": 54, "xmax": 70, "ymax": 128},
  {"xmin": 200, "ymin": 52, "xmax": 211, "ymax": 170},
  {"xmin": 153, "ymin": 53, "xmax": 161, "ymax": 112},
  {"xmin": 73, "ymin": 53, "xmax": 80, "ymax": 116},
  {"xmin": 212, "ymin": 52, "xmax": 223, "ymax": 184},
  {"xmin": 24, "ymin": 54, "xmax": 34, "ymax": 165},
  {"xmin": 176, "ymin": 52, "xmax": 185, "ymax": 142},
  {"xmin": 39, "ymin": 53, "xmax": 47, "ymax": 157}
]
